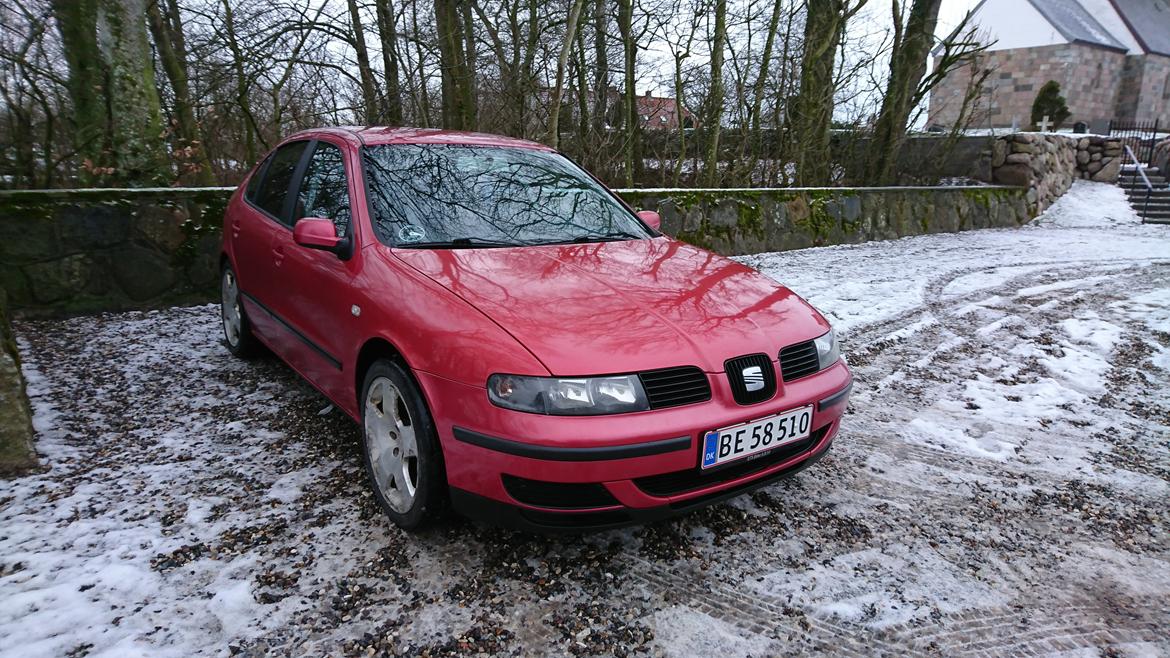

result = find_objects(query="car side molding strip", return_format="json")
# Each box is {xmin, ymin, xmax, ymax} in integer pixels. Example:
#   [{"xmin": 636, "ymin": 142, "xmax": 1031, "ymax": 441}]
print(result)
[
  {"xmin": 817, "ymin": 381, "xmax": 853, "ymax": 411},
  {"xmin": 239, "ymin": 290, "xmax": 343, "ymax": 370},
  {"xmin": 453, "ymin": 427, "xmax": 692, "ymax": 461}
]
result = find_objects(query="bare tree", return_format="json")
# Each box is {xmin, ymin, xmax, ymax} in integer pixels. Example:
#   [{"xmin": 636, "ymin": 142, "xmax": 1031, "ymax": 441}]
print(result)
[
  {"xmin": 547, "ymin": 0, "xmax": 587, "ymax": 148},
  {"xmin": 148, "ymin": 0, "xmax": 214, "ymax": 183},
  {"xmin": 435, "ymin": 0, "xmax": 475, "ymax": 129},
  {"xmin": 702, "ymin": 0, "xmax": 727, "ymax": 186},
  {"xmin": 374, "ymin": 0, "xmax": 404, "ymax": 124},
  {"xmin": 347, "ymin": 0, "xmax": 381, "ymax": 123},
  {"xmin": 785, "ymin": 0, "xmax": 867, "ymax": 186}
]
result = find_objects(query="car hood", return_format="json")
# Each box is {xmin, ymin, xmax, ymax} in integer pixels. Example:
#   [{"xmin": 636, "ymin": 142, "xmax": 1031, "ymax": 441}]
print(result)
[{"xmin": 389, "ymin": 237, "xmax": 830, "ymax": 375}]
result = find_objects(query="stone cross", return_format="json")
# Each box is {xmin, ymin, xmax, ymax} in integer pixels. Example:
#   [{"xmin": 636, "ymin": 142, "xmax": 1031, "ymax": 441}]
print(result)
[{"xmin": 1037, "ymin": 115, "xmax": 1052, "ymax": 132}]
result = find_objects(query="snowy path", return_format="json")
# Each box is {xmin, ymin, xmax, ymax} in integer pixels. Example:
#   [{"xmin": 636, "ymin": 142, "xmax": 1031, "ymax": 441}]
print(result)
[{"xmin": 1, "ymin": 181, "xmax": 1168, "ymax": 657}]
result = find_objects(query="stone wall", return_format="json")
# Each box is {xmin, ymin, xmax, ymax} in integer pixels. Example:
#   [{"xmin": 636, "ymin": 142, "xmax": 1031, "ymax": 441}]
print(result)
[
  {"xmin": 0, "ymin": 185, "xmax": 1035, "ymax": 312},
  {"xmin": 0, "ymin": 187, "xmax": 230, "ymax": 314},
  {"xmin": 1153, "ymin": 138, "xmax": 1170, "ymax": 175},
  {"xmin": 833, "ymin": 134, "xmax": 996, "ymax": 184},
  {"xmin": 621, "ymin": 186, "xmax": 1032, "ymax": 256},
  {"xmin": 0, "ymin": 288, "xmax": 36, "ymax": 475},
  {"xmin": 987, "ymin": 133, "xmax": 1122, "ymax": 212}
]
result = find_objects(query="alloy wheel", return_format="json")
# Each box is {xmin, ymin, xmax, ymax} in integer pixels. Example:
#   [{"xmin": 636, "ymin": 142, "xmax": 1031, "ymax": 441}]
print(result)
[
  {"xmin": 221, "ymin": 269, "xmax": 242, "ymax": 348},
  {"xmin": 364, "ymin": 376, "xmax": 420, "ymax": 513}
]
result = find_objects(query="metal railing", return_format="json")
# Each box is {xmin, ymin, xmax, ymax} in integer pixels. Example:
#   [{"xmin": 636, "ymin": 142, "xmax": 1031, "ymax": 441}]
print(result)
[
  {"xmin": 1109, "ymin": 118, "xmax": 1161, "ymax": 165},
  {"xmin": 1122, "ymin": 144, "xmax": 1154, "ymax": 223}
]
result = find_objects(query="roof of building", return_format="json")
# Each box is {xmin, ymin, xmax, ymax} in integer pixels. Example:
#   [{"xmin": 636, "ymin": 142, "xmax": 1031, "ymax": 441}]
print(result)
[
  {"xmin": 1027, "ymin": 0, "xmax": 1129, "ymax": 51},
  {"xmin": 1109, "ymin": 0, "xmax": 1170, "ymax": 56}
]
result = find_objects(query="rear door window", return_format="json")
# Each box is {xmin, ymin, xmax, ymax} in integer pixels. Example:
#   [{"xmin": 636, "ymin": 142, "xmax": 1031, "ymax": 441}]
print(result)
[{"xmin": 253, "ymin": 141, "xmax": 309, "ymax": 223}]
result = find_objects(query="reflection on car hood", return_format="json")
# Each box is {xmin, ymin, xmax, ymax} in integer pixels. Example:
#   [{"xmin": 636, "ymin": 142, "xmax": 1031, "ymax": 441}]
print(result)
[{"xmin": 389, "ymin": 238, "xmax": 830, "ymax": 375}]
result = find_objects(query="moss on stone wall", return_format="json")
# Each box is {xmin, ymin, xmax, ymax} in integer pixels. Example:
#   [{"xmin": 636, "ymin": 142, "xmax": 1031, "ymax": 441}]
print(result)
[
  {"xmin": 0, "ymin": 185, "xmax": 1033, "ymax": 313},
  {"xmin": 0, "ymin": 187, "xmax": 231, "ymax": 314},
  {"xmin": 0, "ymin": 287, "xmax": 37, "ymax": 475}
]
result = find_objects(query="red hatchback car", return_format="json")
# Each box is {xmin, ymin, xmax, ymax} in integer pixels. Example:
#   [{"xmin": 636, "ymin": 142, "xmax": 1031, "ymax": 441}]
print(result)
[{"xmin": 220, "ymin": 127, "xmax": 852, "ymax": 531}]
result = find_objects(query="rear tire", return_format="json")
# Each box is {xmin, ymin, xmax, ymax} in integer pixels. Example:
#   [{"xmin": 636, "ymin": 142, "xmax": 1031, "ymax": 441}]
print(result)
[
  {"xmin": 221, "ymin": 264, "xmax": 260, "ymax": 358},
  {"xmin": 360, "ymin": 359, "xmax": 447, "ymax": 529}
]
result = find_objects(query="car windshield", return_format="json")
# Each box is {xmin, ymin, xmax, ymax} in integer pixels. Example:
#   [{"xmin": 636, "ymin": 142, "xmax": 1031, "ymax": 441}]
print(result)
[{"xmin": 362, "ymin": 144, "xmax": 654, "ymax": 247}]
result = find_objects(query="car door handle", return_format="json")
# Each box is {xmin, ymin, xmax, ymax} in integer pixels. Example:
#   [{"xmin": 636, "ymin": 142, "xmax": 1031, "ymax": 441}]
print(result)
[
  {"xmin": 230, "ymin": 219, "xmax": 242, "ymax": 238},
  {"xmin": 272, "ymin": 246, "xmax": 284, "ymax": 266}
]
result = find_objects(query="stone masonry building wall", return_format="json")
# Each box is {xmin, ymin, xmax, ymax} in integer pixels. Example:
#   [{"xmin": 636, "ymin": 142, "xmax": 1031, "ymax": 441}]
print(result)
[
  {"xmin": 930, "ymin": 43, "xmax": 1127, "ymax": 129},
  {"xmin": 1118, "ymin": 54, "xmax": 1170, "ymax": 125}
]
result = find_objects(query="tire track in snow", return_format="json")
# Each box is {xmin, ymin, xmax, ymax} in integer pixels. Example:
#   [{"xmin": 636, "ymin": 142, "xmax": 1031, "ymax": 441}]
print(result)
[{"xmin": 618, "ymin": 259, "xmax": 1170, "ymax": 655}]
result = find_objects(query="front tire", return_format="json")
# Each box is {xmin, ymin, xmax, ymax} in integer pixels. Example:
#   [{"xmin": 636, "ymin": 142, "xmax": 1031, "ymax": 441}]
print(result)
[
  {"xmin": 221, "ymin": 264, "xmax": 260, "ymax": 358},
  {"xmin": 360, "ymin": 359, "xmax": 446, "ymax": 529}
]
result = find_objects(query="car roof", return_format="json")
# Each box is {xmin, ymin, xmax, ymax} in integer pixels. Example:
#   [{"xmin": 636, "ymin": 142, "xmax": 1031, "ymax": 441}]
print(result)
[{"xmin": 288, "ymin": 126, "xmax": 555, "ymax": 151}]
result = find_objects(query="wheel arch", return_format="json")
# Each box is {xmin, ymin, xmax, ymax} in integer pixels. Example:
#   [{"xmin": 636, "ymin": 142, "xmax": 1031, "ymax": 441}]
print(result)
[
  {"xmin": 354, "ymin": 336, "xmax": 450, "ymax": 494},
  {"xmin": 354, "ymin": 336, "xmax": 411, "ymax": 410}
]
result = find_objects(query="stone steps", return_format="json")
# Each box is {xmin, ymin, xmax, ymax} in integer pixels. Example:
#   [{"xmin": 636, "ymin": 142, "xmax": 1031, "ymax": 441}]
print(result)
[
  {"xmin": 1118, "ymin": 178, "xmax": 1167, "ymax": 189},
  {"xmin": 1115, "ymin": 166, "xmax": 1170, "ymax": 223}
]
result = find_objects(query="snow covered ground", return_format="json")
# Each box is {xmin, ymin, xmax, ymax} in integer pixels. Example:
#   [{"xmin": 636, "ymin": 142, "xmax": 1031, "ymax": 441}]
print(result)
[{"xmin": 2, "ymin": 180, "xmax": 1168, "ymax": 656}]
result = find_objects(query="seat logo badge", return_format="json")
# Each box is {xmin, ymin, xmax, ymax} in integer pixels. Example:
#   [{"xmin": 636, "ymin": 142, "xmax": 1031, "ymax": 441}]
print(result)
[
  {"xmin": 351, "ymin": 305, "xmax": 361, "ymax": 317},
  {"xmin": 742, "ymin": 365, "xmax": 765, "ymax": 392}
]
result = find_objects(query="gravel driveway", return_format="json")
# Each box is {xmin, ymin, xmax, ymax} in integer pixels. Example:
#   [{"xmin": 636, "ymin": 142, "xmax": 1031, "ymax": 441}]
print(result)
[{"xmin": 2, "ymin": 182, "xmax": 1168, "ymax": 657}]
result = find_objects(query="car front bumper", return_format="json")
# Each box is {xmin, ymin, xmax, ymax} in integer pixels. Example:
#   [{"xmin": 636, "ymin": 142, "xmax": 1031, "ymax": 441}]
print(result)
[{"xmin": 415, "ymin": 360, "xmax": 852, "ymax": 532}]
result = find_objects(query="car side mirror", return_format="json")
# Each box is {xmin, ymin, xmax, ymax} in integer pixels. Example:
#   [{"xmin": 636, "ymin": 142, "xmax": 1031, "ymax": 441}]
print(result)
[
  {"xmin": 637, "ymin": 210, "xmax": 662, "ymax": 231},
  {"xmin": 293, "ymin": 217, "xmax": 351, "ymax": 259}
]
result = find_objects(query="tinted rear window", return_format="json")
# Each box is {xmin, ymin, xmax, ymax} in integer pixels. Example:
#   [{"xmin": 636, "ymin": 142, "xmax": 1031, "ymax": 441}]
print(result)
[{"xmin": 253, "ymin": 141, "xmax": 308, "ymax": 222}]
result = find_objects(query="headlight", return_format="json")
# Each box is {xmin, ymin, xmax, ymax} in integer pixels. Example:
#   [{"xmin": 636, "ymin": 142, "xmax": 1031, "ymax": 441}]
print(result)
[
  {"xmin": 813, "ymin": 328, "xmax": 840, "ymax": 369},
  {"xmin": 487, "ymin": 374, "xmax": 649, "ymax": 415}
]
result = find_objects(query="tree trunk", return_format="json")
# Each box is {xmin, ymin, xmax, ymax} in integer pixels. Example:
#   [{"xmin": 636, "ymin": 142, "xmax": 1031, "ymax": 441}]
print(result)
[
  {"xmin": 591, "ymin": 0, "xmax": 609, "ymax": 138},
  {"xmin": 574, "ymin": 25, "xmax": 590, "ymax": 155},
  {"xmin": 374, "ymin": 0, "xmax": 404, "ymax": 125},
  {"xmin": 741, "ymin": 0, "xmax": 784, "ymax": 181},
  {"xmin": 863, "ymin": 0, "xmax": 942, "ymax": 184},
  {"xmin": 147, "ymin": 0, "xmax": 214, "ymax": 184},
  {"xmin": 786, "ymin": 0, "xmax": 863, "ymax": 186},
  {"xmin": 347, "ymin": 0, "xmax": 381, "ymax": 124},
  {"xmin": 410, "ymin": 0, "xmax": 431, "ymax": 126},
  {"xmin": 703, "ymin": 0, "xmax": 727, "ymax": 186},
  {"xmin": 435, "ymin": 0, "xmax": 474, "ymax": 129},
  {"xmin": 220, "ymin": 0, "xmax": 258, "ymax": 165},
  {"xmin": 672, "ymin": 53, "xmax": 687, "ymax": 186},
  {"xmin": 50, "ymin": 0, "xmax": 107, "ymax": 182},
  {"xmin": 52, "ymin": 0, "xmax": 168, "ymax": 185},
  {"xmin": 617, "ymin": 0, "xmax": 639, "ymax": 186},
  {"xmin": 101, "ymin": 0, "xmax": 168, "ymax": 183},
  {"xmin": 547, "ymin": 0, "xmax": 586, "ymax": 148},
  {"xmin": 461, "ymin": 0, "xmax": 478, "ymax": 128}
]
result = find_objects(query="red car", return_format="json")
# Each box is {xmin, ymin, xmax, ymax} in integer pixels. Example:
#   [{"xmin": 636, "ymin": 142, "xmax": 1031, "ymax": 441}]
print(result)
[{"xmin": 220, "ymin": 127, "xmax": 852, "ymax": 531}]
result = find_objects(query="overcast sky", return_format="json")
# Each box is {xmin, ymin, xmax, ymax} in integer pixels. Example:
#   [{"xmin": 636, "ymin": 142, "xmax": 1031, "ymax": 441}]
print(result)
[
  {"xmin": 937, "ymin": 0, "xmax": 984, "ymax": 36},
  {"xmin": 639, "ymin": 0, "xmax": 988, "ymax": 120}
]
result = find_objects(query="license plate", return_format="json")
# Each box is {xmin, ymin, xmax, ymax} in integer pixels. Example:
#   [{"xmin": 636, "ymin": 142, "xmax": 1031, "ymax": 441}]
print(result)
[{"xmin": 700, "ymin": 406, "xmax": 813, "ymax": 470}]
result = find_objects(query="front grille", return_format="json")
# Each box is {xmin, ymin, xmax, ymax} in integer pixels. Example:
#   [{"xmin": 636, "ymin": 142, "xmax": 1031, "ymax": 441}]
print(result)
[
  {"xmin": 638, "ymin": 366, "xmax": 711, "ymax": 409},
  {"xmin": 779, "ymin": 340, "xmax": 820, "ymax": 382},
  {"xmin": 724, "ymin": 354, "xmax": 777, "ymax": 405},
  {"xmin": 502, "ymin": 475, "xmax": 619, "ymax": 509},
  {"xmin": 634, "ymin": 426, "xmax": 828, "ymax": 498}
]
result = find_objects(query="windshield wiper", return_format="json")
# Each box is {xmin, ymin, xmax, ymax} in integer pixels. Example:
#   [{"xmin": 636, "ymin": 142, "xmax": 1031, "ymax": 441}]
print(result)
[
  {"xmin": 566, "ymin": 230, "xmax": 644, "ymax": 244},
  {"xmin": 398, "ymin": 237, "xmax": 528, "ymax": 249}
]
